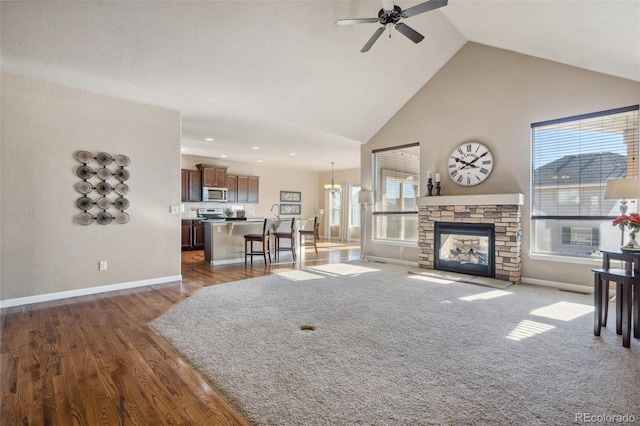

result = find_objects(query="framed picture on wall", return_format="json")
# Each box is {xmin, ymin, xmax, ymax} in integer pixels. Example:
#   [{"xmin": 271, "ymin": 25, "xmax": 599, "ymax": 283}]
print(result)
[
  {"xmin": 280, "ymin": 204, "xmax": 301, "ymax": 215},
  {"xmin": 280, "ymin": 191, "xmax": 301, "ymax": 202}
]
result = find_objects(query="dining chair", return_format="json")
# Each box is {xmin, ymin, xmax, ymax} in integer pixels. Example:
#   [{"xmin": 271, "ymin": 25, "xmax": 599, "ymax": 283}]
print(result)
[{"xmin": 299, "ymin": 216, "xmax": 318, "ymax": 254}]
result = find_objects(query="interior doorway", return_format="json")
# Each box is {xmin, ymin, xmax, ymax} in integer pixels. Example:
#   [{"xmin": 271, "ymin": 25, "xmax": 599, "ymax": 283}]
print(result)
[{"xmin": 325, "ymin": 185, "xmax": 361, "ymax": 241}]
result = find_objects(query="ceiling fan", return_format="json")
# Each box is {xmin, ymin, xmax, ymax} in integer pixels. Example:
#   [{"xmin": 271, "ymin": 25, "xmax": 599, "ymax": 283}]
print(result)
[{"xmin": 336, "ymin": 0, "xmax": 448, "ymax": 53}]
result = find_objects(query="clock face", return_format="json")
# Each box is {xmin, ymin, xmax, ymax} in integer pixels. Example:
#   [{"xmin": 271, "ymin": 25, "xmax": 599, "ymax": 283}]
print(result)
[{"xmin": 447, "ymin": 142, "xmax": 494, "ymax": 186}]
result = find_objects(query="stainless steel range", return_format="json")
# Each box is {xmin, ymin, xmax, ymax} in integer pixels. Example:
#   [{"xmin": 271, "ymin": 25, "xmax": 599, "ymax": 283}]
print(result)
[{"xmin": 197, "ymin": 208, "xmax": 225, "ymax": 222}]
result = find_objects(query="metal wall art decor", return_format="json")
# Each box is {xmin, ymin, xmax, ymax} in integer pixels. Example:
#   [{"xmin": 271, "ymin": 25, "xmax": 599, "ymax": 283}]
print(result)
[{"xmin": 74, "ymin": 151, "xmax": 130, "ymax": 225}]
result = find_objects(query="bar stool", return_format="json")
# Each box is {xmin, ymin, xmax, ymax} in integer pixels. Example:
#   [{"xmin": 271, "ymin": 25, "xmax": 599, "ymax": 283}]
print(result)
[
  {"xmin": 299, "ymin": 216, "xmax": 318, "ymax": 254},
  {"xmin": 274, "ymin": 218, "xmax": 296, "ymax": 261},
  {"xmin": 244, "ymin": 218, "xmax": 272, "ymax": 265}
]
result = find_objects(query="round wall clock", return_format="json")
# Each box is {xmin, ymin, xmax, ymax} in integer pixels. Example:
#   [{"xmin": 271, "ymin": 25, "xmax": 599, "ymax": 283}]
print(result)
[{"xmin": 447, "ymin": 141, "xmax": 494, "ymax": 186}]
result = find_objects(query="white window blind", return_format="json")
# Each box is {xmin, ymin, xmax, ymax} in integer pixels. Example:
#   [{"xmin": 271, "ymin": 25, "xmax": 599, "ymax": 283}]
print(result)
[
  {"xmin": 532, "ymin": 105, "xmax": 639, "ymax": 220},
  {"xmin": 372, "ymin": 143, "xmax": 420, "ymax": 213},
  {"xmin": 372, "ymin": 143, "xmax": 420, "ymax": 242}
]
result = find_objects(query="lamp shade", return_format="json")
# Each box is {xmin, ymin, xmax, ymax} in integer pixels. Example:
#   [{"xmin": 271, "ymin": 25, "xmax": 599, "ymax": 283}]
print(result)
[
  {"xmin": 604, "ymin": 178, "xmax": 640, "ymax": 199},
  {"xmin": 359, "ymin": 190, "xmax": 374, "ymax": 204}
]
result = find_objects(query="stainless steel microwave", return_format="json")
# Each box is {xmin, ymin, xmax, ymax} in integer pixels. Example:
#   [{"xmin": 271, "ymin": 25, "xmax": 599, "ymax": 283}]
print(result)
[{"xmin": 202, "ymin": 187, "xmax": 228, "ymax": 202}]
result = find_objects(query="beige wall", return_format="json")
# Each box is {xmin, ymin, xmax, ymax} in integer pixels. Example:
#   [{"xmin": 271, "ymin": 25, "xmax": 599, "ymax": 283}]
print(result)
[
  {"xmin": 1, "ymin": 73, "xmax": 182, "ymax": 301},
  {"xmin": 363, "ymin": 42, "xmax": 640, "ymax": 286}
]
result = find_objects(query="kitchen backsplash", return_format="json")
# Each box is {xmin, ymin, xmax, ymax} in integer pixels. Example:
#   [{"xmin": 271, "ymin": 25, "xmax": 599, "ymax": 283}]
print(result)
[{"xmin": 181, "ymin": 202, "xmax": 254, "ymax": 219}]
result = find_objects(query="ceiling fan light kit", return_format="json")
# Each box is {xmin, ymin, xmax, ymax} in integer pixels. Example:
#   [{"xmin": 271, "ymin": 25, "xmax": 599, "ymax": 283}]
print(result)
[{"xmin": 336, "ymin": 0, "xmax": 448, "ymax": 52}]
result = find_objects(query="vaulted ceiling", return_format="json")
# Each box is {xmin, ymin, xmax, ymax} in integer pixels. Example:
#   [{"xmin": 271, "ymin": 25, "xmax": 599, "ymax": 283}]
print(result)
[{"xmin": 2, "ymin": 1, "xmax": 638, "ymax": 172}]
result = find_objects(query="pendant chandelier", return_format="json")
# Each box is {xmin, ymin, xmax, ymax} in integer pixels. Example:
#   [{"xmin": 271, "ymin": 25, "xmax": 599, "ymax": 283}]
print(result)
[{"xmin": 324, "ymin": 162, "xmax": 341, "ymax": 193}]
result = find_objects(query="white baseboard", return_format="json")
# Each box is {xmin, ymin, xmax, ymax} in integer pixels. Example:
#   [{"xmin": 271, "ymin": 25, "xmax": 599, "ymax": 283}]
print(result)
[
  {"xmin": 364, "ymin": 256, "xmax": 419, "ymax": 267},
  {"xmin": 520, "ymin": 277, "xmax": 593, "ymax": 294},
  {"xmin": 0, "ymin": 275, "xmax": 183, "ymax": 309},
  {"xmin": 211, "ymin": 258, "xmax": 244, "ymax": 266}
]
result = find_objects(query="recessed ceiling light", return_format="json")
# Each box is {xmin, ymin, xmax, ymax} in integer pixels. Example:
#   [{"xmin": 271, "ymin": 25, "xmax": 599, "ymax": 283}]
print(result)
[
  {"xmin": 220, "ymin": 155, "xmax": 228, "ymax": 158},
  {"xmin": 252, "ymin": 146, "xmax": 260, "ymax": 150},
  {"xmin": 289, "ymin": 153, "xmax": 296, "ymax": 156},
  {"xmin": 257, "ymin": 160, "xmax": 263, "ymax": 163},
  {"xmin": 205, "ymin": 138, "xmax": 214, "ymax": 141}
]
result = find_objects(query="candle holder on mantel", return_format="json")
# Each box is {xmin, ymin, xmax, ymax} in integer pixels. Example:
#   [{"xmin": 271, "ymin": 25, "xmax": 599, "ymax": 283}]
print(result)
[
  {"xmin": 436, "ymin": 181, "xmax": 441, "ymax": 196},
  {"xmin": 427, "ymin": 178, "xmax": 434, "ymax": 196}
]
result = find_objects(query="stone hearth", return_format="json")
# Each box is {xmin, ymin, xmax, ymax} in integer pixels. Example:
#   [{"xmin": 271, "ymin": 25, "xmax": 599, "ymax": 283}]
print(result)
[{"xmin": 417, "ymin": 194, "xmax": 523, "ymax": 283}]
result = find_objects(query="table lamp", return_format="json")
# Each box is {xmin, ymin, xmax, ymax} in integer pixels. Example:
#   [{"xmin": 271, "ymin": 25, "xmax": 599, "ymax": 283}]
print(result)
[
  {"xmin": 605, "ymin": 178, "xmax": 640, "ymax": 215},
  {"xmin": 605, "ymin": 178, "xmax": 640, "ymax": 245}
]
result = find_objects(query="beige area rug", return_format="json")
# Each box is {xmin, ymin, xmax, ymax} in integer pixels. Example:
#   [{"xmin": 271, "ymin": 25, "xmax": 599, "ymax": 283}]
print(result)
[{"xmin": 151, "ymin": 262, "xmax": 640, "ymax": 425}]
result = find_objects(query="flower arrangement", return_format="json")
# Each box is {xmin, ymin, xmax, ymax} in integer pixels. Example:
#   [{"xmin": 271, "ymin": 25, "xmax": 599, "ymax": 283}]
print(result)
[{"xmin": 612, "ymin": 213, "xmax": 640, "ymax": 247}]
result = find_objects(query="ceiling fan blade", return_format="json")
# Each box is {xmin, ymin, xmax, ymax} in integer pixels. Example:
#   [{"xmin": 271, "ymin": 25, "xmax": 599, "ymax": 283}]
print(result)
[
  {"xmin": 395, "ymin": 23, "xmax": 425, "ymax": 44},
  {"xmin": 361, "ymin": 27, "xmax": 385, "ymax": 53},
  {"xmin": 402, "ymin": 0, "xmax": 448, "ymax": 18},
  {"xmin": 336, "ymin": 17, "xmax": 379, "ymax": 25},
  {"xmin": 382, "ymin": 0, "xmax": 394, "ymax": 11}
]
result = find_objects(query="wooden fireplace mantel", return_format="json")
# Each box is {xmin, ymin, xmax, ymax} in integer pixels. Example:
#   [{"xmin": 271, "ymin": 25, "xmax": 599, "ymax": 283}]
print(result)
[{"xmin": 416, "ymin": 193, "xmax": 524, "ymax": 207}]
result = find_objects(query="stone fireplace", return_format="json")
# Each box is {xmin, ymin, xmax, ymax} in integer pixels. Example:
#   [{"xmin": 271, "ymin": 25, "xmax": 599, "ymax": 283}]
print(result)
[{"xmin": 417, "ymin": 194, "xmax": 523, "ymax": 283}]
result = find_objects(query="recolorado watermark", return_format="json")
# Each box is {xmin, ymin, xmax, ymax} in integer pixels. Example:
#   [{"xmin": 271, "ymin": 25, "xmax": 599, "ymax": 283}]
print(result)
[{"xmin": 575, "ymin": 412, "xmax": 636, "ymax": 424}]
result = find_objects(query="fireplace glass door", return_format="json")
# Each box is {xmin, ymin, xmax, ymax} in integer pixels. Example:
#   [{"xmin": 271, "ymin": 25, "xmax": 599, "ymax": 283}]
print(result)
[{"xmin": 434, "ymin": 222, "xmax": 495, "ymax": 278}]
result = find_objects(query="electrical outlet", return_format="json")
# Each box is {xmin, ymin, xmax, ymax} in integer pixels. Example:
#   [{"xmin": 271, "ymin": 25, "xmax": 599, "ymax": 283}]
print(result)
[
  {"xmin": 170, "ymin": 205, "xmax": 180, "ymax": 214},
  {"xmin": 99, "ymin": 261, "xmax": 107, "ymax": 271}
]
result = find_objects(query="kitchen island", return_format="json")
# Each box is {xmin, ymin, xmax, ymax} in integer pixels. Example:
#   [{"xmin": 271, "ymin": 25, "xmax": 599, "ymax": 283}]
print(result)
[{"xmin": 203, "ymin": 219, "xmax": 265, "ymax": 265}]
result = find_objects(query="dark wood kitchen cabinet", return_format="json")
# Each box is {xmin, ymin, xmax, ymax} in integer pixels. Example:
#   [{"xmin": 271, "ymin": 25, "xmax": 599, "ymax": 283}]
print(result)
[
  {"xmin": 181, "ymin": 219, "xmax": 205, "ymax": 250},
  {"xmin": 248, "ymin": 176, "xmax": 259, "ymax": 203},
  {"xmin": 181, "ymin": 220, "xmax": 193, "ymax": 249},
  {"xmin": 201, "ymin": 166, "xmax": 228, "ymax": 188},
  {"xmin": 227, "ymin": 175, "xmax": 238, "ymax": 203},
  {"xmin": 226, "ymin": 175, "xmax": 259, "ymax": 204},
  {"xmin": 192, "ymin": 220, "xmax": 205, "ymax": 248},
  {"xmin": 181, "ymin": 169, "xmax": 202, "ymax": 202},
  {"xmin": 237, "ymin": 176, "xmax": 259, "ymax": 203}
]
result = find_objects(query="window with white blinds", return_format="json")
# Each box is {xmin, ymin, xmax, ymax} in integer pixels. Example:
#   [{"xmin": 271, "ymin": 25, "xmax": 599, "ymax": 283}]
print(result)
[
  {"xmin": 372, "ymin": 143, "xmax": 420, "ymax": 242},
  {"xmin": 531, "ymin": 105, "xmax": 639, "ymax": 256},
  {"xmin": 532, "ymin": 105, "xmax": 639, "ymax": 219}
]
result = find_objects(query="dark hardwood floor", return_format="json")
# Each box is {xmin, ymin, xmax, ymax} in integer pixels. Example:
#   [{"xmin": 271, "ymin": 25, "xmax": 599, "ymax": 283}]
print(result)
[{"xmin": 1, "ymin": 241, "xmax": 360, "ymax": 425}]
